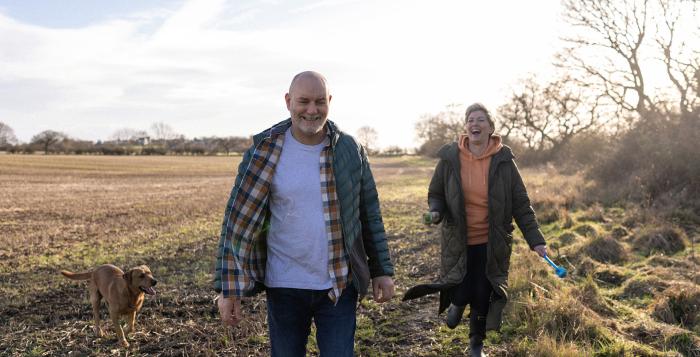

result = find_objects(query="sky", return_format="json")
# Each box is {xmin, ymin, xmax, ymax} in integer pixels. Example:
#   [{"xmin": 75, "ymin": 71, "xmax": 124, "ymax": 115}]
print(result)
[{"xmin": 0, "ymin": 0, "xmax": 565, "ymax": 149}]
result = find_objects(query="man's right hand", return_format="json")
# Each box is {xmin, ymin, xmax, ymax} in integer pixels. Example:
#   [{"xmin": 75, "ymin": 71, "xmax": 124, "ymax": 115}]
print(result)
[{"xmin": 217, "ymin": 293, "xmax": 243, "ymax": 327}]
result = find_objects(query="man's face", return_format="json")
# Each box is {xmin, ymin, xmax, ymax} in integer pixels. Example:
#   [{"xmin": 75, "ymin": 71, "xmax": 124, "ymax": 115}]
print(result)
[{"xmin": 285, "ymin": 75, "xmax": 331, "ymax": 144}]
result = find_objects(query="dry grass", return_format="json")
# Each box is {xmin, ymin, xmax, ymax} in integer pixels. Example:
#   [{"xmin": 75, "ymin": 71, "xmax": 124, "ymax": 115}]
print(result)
[
  {"xmin": 617, "ymin": 275, "xmax": 669, "ymax": 299},
  {"xmin": 652, "ymin": 283, "xmax": 700, "ymax": 330},
  {"xmin": 1, "ymin": 154, "xmax": 698, "ymax": 356},
  {"xmin": 582, "ymin": 236, "xmax": 629, "ymax": 264},
  {"xmin": 633, "ymin": 225, "xmax": 688, "ymax": 256}
]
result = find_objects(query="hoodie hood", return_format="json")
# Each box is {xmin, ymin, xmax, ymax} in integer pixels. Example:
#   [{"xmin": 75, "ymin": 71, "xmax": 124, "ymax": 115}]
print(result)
[{"xmin": 458, "ymin": 134, "xmax": 503, "ymax": 160}]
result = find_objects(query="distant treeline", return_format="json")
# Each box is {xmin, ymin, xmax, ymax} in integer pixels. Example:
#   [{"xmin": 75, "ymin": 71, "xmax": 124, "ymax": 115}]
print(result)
[
  {"xmin": 0, "ymin": 127, "xmax": 410, "ymax": 157},
  {"xmin": 0, "ymin": 131, "xmax": 253, "ymax": 156}
]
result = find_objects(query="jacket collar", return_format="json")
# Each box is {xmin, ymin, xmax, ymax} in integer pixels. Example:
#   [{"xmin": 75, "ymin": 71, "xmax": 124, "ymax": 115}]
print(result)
[{"xmin": 254, "ymin": 118, "xmax": 340, "ymax": 147}]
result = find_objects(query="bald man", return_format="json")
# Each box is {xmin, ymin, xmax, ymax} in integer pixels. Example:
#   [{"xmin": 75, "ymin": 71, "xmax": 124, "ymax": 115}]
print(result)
[{"xmin": 214, "ymin": 71, "xmax": 395, "ymax": 356}]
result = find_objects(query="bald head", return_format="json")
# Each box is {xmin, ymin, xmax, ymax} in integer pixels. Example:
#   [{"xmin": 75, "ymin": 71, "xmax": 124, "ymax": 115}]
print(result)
[
  {"xmin": 285, "ymin": 71, "xmax": 332, "ymax": 145},
  {"xmin": 289, "ymin": 71, "xmax": 329, "ymax": 94}
]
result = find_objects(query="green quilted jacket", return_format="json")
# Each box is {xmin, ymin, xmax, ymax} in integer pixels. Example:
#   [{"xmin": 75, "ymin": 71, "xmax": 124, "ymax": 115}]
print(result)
[{"xmin": 213, "ymin": 119, "xmax": 394, "ymax": 298}]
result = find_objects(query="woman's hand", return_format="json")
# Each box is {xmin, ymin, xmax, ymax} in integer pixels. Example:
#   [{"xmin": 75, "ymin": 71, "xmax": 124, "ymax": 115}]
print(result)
[
  {"xmin": 422, "ymin": 211, "xmax": 442, "ymax": 225},
  {"xmin": 533, "ymin": 244, "xmax": 547, "ymax": 258}
]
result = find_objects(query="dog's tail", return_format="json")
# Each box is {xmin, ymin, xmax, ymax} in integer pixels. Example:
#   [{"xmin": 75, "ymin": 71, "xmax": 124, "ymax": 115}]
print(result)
[{"xmin": 61, "ymin": 270, "xmax": 92, "ymax": 280}]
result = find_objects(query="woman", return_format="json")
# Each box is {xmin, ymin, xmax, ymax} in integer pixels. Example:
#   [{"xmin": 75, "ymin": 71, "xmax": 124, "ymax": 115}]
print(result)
[{"xmin": 404, "ymin": 103, "xmax": 547, "ymax": 356}]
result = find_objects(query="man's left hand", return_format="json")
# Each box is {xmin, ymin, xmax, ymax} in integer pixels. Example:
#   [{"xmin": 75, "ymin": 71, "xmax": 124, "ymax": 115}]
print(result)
[
  {"xmin": 533, "ymin": 244, "xmax": 547, "ymax": 258},
  {"xmin": 371, "ymin": 276, "xmax": 395, "ymax": 303}
]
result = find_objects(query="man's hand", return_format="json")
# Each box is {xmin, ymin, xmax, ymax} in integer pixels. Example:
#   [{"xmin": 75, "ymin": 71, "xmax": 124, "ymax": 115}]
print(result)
[
  {"xmin": 533, "ymin": 244, "xmax": 547, "ymax": 258},
  {"xmin": 217, "ymin": 293, "xmax": 242, "ymax": 327},
  {"xmin": 371, "ymin": 276, "xmax": 395, "ymax": 303}
]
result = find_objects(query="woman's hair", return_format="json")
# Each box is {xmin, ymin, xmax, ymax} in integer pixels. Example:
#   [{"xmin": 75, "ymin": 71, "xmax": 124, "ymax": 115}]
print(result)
[{"xmin": 465, "ymin": 103, "xmax": 495, "ymax": 132}]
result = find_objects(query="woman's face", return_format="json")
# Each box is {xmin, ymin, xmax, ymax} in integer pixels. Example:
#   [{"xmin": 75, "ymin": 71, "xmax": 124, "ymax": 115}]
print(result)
[{"xmin": 466, "ymin": 110, "xmax": 493, "ymax": 144}]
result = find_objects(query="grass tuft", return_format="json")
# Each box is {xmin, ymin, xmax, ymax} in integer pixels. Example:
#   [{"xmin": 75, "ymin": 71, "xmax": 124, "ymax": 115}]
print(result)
[
  {"xmin": 583, "ymin": 236, "xmax": 628, "ymax": 264},
  {"xmin": 633, "ymin": 225, "xmax": 688, "ymax": 256}
]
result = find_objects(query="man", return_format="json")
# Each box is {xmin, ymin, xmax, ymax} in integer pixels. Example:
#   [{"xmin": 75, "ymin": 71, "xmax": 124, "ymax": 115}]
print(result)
[{"xmin": 214, "ymin": 71, "xmax": 395, "ymax": 356}]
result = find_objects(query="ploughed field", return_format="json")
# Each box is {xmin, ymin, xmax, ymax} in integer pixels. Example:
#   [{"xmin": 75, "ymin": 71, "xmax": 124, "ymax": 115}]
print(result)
[{"xmin": 1, "ymin": 155, "xmax": 698, "ymax": 356}]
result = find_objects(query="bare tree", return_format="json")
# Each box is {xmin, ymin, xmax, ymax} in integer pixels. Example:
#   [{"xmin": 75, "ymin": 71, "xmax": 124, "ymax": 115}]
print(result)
[
  {"xmin": 150, "ymin": 122, "xmax": 178, "ymax": 141},
  {"xmin": 356, "ymin": 126, "xmax": 379, "ymax": 154},
  {"xmin": 559, "ymin": 0, "xmax": 653, "ymax": 120},
  {"xmin": 110, "ymin": 128, "xmax": 148, "ymax": 142},
  {"xmin": 0, "ymin": 122, "xmax": 18, "ymax": 148},
  {"xmin": 498, "ymin": 75, "xmax": 601, "ymax": 153},
  {"xmin": 559, "ymin": 0, "xmax": 699, "ymax": 121},
  {"xmin": 382, "ymin": 146, "xmax": 405, "ymax": 156},
  {"xmin": 656, "ymin": 0, "xmax": 700, "ymax": 120},
  {"xmin": 414, "ymin": 104, "xmax": 465, "ymax": 156},
  {"xmin": 216, "ymin": 136, "xmax": 252, "ymax": 155},
  {"xmin": 31, "ymin": 130, "xmax": 66, "ymax": 154}
]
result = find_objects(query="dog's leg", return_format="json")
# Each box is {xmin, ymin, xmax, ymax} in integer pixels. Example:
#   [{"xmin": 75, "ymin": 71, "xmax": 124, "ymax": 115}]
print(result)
[
  {"xmin": 109, "ymin": 309, "xmax": 129, "ymax": 348},
  {"xmin": 124, "ymin": 311, "xmax": 137, "ymax": 335},
  {"xmin": 89, "ymin": 284, "xmax": 104, "ymax": 337}
]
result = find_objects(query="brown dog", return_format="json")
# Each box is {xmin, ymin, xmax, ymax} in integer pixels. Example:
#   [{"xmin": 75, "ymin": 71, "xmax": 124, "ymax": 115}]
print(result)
[{"xmin": 61, "ymin": 264, "xmax": 157, "ymax": 347}]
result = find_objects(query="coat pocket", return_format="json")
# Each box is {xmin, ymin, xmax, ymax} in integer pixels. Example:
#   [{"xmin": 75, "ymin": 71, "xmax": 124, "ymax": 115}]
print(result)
[
  {"xmin": 440, "ymin": 222, "xmax": 464, "ymax": 279},
  {"xmin": 492, "ymin": 225, "xmax": 513, "ymax": 274}
]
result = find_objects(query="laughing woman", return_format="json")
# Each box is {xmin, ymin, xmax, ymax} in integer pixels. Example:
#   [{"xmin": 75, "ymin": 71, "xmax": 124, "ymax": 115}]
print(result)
[{"xmin": 404, "ymin": 103, "xmax": 547, "ymax": 357}]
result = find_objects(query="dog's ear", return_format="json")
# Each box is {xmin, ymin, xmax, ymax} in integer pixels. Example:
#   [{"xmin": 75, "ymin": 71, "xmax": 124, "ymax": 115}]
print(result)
[{"xmin": 124, "ymin": 270, "xmax": 132, "ymax": 282}]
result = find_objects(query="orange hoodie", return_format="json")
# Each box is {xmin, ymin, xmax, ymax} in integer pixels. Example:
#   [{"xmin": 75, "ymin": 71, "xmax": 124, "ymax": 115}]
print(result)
[{"xmin": 458, "ymin": 134, "xmax": 503, "ymax": 245}]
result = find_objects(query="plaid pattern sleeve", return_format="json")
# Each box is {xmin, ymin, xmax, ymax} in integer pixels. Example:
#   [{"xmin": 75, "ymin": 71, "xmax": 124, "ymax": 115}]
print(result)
[
  {"xmin": 320, "ymin": 146, "xmax": 350, "ymax": 303},
  {"xmin": 220, "ymin": 134, "xmax": 284, "ymax": 298}
]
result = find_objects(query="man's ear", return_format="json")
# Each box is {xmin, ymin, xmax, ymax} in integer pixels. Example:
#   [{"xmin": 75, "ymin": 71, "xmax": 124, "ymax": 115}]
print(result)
[{"xmin": 285, "ymin": 93, "xmax": 292, "ymax": 110}]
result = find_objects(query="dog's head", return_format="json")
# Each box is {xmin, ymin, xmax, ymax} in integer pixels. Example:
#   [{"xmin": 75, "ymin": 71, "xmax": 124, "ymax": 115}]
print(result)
[{"xmin": 124, "ymin": 265, "xmax": 158, "ymax": 295}]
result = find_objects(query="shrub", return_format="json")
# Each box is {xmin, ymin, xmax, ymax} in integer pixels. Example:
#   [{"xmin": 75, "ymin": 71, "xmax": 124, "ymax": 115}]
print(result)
[
  {"xmin": 558, "ymin": 232, "xmax": 578, "ymax": 246},
  {"xmin": 593, "ymin": 265, "xmax": 629, "ymax": 286},
  {"xmin": 99, "ymin": 145, "xmax": 126, "ymax": 155},
  {"xmin": 574, "ymin": 224, "xmax": 598, "ymax": 238},
  {"xmin": 575, "ymin": 257, "xmax": 599, "ymax": 277},
  {"xmin": 588, "ymin": 113, "xmax": 700, "ymax": 211},
  {"xmin": 583, "ymin": 236, "xmax": 628, "ymax": 264},
  {"xmin": 537, "ymin": 207, "xmax": 561, "ymax": 225},
  {"xmin": 142, "ymin": 146, "xmax": 167, "ymax": 155},
  {"xmin": 578, "ymin": 204, "xmax": 608, "ymax": 223},
  {"xmin": 543, "ymin": 297, "xmax": 613, "ymax": 345},
  {"xmin": 617, "ymin": 275, "xmax": 668, "ymax": 299},
  {"xmin": 561, "ymin": 210, "xmax": 575, "ymax": 229},
  {"xmin": 553, "ymin": 131, "xmax": 612, "ymax": 170},
  {"xmin": 572, "ymin": 276, "xmax": 616, "ymax": 316},
  {"xmin": 610, "ymin": 226, "xmax": 629, "ymax": 239},
  {"xmin": 632, "ymin": 226, "xmax": 687, "ymax": 256},
  {"xmin": 652, "ymin": 284, "xmax": 700, "ymax": 330},
  {"xmin": 665, "ymin": 331, "xmax": 700, "ymax": 356},
  {"xmin": 512, "ymin": 335, "xmax": 587, "ymax": 356}
]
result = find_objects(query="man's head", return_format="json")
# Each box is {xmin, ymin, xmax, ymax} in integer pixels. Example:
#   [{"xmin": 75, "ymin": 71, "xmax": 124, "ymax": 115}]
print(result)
[{"xmin": 285, "ymin": 71, "xmax": 332, "ymax": 145}]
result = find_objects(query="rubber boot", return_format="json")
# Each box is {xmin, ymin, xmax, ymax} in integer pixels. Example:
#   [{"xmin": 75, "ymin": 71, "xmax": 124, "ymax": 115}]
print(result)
[
  {"xmin": 469, "ymin": 315, "xmax": 487, "ymax": 357},
  {"xmin": 445, "ymin": 304, "xmax": 466, "ymax": 329},
  {"xmin": 469, "ymin": 336, "xmax": 486, "ymax": 357}
]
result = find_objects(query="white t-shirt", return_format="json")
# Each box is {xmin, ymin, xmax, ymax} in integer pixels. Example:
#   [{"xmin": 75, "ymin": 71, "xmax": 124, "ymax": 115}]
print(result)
[{"xmin": 264, "ymin": 128, "xmax": 332, "ymax": 290}]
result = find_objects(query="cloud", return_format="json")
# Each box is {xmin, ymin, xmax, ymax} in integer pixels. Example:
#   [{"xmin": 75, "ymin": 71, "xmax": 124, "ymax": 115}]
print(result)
[{"xmin": 0, "ymin": 0, "xmax": 565, "ymax": 148}]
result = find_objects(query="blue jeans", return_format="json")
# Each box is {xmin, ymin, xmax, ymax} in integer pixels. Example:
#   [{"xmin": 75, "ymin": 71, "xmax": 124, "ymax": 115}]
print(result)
[{"xmin": 266, "ymin": 284, "xmax": 358, "ymax": 357}]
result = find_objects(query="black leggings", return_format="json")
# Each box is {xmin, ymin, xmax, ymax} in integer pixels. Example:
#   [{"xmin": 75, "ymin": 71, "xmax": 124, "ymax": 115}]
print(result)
[{"xmin": 451, "ymin": 243, "xmax": 492, "ymax": 339}]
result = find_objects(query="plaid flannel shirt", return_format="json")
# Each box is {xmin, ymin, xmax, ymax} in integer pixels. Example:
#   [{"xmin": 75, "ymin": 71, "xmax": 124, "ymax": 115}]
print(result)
[{"xmin": 220, "ymin": 123, "xmax": 349, "ymax": 302}]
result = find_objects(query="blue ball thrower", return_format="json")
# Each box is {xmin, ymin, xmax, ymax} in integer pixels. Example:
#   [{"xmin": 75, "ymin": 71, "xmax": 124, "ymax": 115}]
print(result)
[{"xmin": 543, "ymin": 255, "xmax": 567, "ymax": 278}]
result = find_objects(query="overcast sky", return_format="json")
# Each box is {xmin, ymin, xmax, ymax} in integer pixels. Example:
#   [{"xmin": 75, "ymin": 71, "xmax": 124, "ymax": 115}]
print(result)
[{"xmin": 0, "ymin": 0, "xmax": 565, "ymax": 148}]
